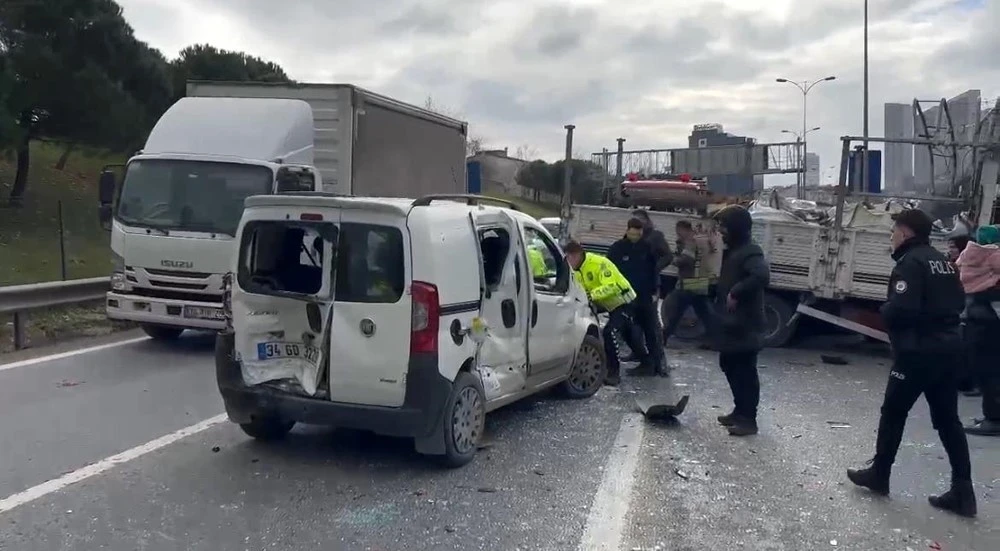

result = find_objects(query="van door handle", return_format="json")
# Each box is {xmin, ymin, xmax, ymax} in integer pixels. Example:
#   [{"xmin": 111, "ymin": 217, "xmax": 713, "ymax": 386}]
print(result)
[
  {"xmin": 555, "ymin": 297, "xmax": 566, "ymax": 306},
  {"xmin": 531, "ymin": 300, "xmax": 538, "ymax": 327},
  {"xmin": 501, "ymin": 299, "xmax": 516, "ymax": 328}
]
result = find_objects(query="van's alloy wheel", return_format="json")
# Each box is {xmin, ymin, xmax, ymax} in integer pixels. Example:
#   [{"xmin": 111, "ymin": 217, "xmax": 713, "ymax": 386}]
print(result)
[
  {"xmin": 569, "ymin": 340, "xmax": 602, "ymax": 391},
  {"xmin": 452, "ymin": 386, "xmax": 484, "ymax": 455},
  {"xmin": 560, "ymin": 335, "xmax": 607, "ymax": 399}
]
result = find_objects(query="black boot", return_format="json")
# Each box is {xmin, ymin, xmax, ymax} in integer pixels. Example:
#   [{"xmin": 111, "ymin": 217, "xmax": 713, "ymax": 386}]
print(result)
[
  {"xmin": 717, "ymin": 411, "xmax": 737, "ymax": 426},
  {"xmin": 846, "ymin": 461, "xmax": 890, "ymax": 496},
  {"xmin": 965, "ymin": 419, "xmax": 1000, "ymax": 436},
  {"xmin": 929, "ymin": 480, "xmax": 977, "ymax": 518},
  {"xmin": 727, "ymin": 416, "xmax": 758, "ymax": 436},
  {"xmin": 604, "ymin": 372, "xmax": 621, "ymax": 386}
]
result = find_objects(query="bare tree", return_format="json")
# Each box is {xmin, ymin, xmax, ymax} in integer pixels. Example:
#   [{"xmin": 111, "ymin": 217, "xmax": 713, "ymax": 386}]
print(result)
[
  {"xmin": 513, "ymin": 144, "xmax": 538, "ymax": 161},
  {"xmin": 467, "ymin": 136, "xmax": 484, "ymax": 156}
]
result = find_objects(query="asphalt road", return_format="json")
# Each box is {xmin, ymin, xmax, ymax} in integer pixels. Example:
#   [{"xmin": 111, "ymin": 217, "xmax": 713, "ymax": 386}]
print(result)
[{"xmin": 0, "ymin": 333, "xmax": 996, "ymax": 550}]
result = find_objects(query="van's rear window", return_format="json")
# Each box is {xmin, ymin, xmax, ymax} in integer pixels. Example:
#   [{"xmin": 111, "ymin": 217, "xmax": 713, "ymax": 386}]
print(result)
[
  {"xmin": 334, "ymin": 223, "xmax": 404, "ymax": 304},
  {"xmin": 237, "ymin": 221, "xmax": 404, "ymax": 303},
  {"xmin": 237, "ymin": 221, "xmax": 335, "ymax": 297}
]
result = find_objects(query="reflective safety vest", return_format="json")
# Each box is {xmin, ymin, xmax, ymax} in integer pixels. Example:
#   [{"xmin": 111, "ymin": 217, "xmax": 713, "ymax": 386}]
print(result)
[
  {"xmin": 528, "ymin": 246, "xmax": 547, "ymax": 278},
  {"xmin": 573, "ymin": 252, "xmax": 637, "ymax": 311}
]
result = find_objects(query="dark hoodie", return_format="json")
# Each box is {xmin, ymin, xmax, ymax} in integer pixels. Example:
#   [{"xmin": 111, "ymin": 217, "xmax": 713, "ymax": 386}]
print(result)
[
  {"xmin": 631, "ymin": 210, "xmax": 673, "ymax": 272},
  {"xmin": 712, "ymin": 206, "xmax": 770, "ymax": 352}
]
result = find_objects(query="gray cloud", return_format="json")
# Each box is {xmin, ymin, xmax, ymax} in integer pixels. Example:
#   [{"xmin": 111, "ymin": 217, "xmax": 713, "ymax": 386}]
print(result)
[{"xmin": 115, "ymin": 0, "xmax": 998, "ymax": 170}]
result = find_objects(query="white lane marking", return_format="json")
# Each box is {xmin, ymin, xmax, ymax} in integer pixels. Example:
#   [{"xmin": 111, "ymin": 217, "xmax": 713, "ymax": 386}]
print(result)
[
  {"xmin": 578, "ymin": 412, "xmax": 645, "ymax": 551},
  {"xmin": 0, "ymin": 413, "xmax": 227, "ymax": 515},
  {"xmin": 0, "ymin": 336, "xmax": 150, "ymax": 372}
]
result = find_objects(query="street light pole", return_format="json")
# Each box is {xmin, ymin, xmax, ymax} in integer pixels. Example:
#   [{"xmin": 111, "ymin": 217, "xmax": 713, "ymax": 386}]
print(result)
[
  {"xmin": 781, "ymin": 128, "xmax": 820, "ymax": 190},
  {"xmin": 862, "ymin": 0, "xmax": 870, "ymax": 194},
  {"xmin": 776, "ymin": 76, "xmax": 836, "ymax": 199}
]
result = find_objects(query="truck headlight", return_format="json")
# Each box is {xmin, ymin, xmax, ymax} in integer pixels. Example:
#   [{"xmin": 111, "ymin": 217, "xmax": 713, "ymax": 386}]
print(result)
[{"xmin": 110, "ymin": 272, "xmax": 130, "ymax": 292}]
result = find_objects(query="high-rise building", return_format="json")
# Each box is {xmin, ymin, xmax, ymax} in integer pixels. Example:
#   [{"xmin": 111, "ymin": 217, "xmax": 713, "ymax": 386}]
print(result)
[
  {"xmin": 913, "ymin": 89, "xmax": 981, "ymax": 194},
  {"xmin": 884, "ymin": 103, "xmax": 914, "ymax": 193},
  {"xmin": 804, "ymin": 153, "xmax": 820, "ymax": 188},
  {"xmin": 687, "ymin": 123, "xmax": 756, "ymax": 195}
]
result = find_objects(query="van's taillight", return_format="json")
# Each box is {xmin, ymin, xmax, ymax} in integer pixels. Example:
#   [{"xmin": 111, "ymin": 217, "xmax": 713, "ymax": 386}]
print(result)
[
  {"xmin": 410, "ymin": 281, "xmax": 439, "ymax": 354},
  {"xmin": 300, "ymin": 213, "xmax": 323, "ymax": 221}
]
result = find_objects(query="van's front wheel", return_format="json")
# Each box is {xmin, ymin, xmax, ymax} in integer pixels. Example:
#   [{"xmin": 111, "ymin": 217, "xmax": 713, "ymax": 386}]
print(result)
[
  {"xmin": 440, "ymin": 372, "xmax": 486, "ymax": 468},
  {"xmin": 560, "ymin": 335, "xmax": 607, "ymax": 399}
]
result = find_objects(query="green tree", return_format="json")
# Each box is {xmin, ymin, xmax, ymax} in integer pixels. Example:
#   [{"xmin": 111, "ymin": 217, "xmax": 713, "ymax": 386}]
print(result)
[
  {"xmin": 170, "ymin": 44, "xmax": 291, "ymax": 99},
  {"xmin": 0, "ymin": 0, "xmax": 172, "ymax": 204},
  {"xmin": 515, "ymin": 159, "xmax": 605, "ymax": 204}
]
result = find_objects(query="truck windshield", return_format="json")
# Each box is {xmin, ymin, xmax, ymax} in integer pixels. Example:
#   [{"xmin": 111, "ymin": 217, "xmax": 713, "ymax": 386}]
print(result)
[{"xmin": 116, "ymin": 159, "xmax": 273, "ymax": 236}]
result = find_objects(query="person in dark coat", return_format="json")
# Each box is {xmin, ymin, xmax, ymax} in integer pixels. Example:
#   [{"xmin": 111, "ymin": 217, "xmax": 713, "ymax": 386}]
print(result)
[
  {"xmin": 630, "ymin": 209, "xmax": 674, "ymax": 285},
  {"xmin": 948, "ymin": 235, "xmax": 979, "ymax": 397},
  {"xmin": 711, "ymin": 205, "xmax": 770, "ymax": 437},
  {"xmin": 607, "ymin": 217, "xmax": 664, "ymax": 376},
  {"xmin": 847, "ymin": 208, "xmax": 976, "ymax": 518}
]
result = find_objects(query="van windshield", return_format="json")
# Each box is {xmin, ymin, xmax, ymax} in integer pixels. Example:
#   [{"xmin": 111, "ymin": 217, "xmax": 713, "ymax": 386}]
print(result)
[{"xmin": 116, "ymin": 159, "xmax": 273, "ymax": 236}]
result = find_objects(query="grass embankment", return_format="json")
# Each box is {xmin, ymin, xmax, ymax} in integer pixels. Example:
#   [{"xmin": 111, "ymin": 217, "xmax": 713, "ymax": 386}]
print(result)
[{"xmin": 1, "ymin": 142, "xmax": 131, "ymax": 352}]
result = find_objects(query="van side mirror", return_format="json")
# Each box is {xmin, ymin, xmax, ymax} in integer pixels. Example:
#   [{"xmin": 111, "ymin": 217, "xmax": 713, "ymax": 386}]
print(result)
[{"xmin": 98, "ymin": 170, "xmax": 116, "ymax": 204}]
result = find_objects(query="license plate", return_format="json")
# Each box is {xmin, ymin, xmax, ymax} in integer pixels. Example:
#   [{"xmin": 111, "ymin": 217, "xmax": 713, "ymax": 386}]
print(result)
[
  {"xmin": 256, "ymin": 342, "xmax": 320, "ymax": 364},
  {"xmin": 184, "ymin": 306, "xmax": 225, "ymax": 320}
]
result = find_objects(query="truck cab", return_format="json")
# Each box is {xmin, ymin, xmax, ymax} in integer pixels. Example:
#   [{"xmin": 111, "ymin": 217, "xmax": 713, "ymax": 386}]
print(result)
[{"xmin": 98, "ymin": 97, "xmax": 321, "ymax": 339}]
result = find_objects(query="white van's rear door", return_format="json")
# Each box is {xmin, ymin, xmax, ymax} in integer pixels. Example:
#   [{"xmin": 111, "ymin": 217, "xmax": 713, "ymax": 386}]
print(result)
[
  {"xmin": 232, "ymin": 208, "xmax": 340, "ymax": 396},
  {"xmin": 325, "ymin": 209, "xmax": 412, "ymax": 407}
]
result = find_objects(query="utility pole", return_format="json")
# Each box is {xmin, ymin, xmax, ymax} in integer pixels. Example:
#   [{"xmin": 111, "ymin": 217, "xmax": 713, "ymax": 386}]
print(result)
[
  {"xmin": 615, "ymin": 138, "xmax": 626, "ymax": 180},
  {"xmin": 559, "ymin": 125, "xmax": 575, "ymax": 242}
]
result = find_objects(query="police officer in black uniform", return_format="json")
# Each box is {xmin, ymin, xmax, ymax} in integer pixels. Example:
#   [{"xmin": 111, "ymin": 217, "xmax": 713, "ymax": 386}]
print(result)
[{"xmin": 847, "ymin": 209, "xmax": 977, "ymax": 518}]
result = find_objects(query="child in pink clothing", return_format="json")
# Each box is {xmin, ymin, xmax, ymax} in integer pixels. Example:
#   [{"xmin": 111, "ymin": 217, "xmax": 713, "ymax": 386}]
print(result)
[{"xmin": 956, "ymin": 225, "xmax": 1000, "ymax": 294}]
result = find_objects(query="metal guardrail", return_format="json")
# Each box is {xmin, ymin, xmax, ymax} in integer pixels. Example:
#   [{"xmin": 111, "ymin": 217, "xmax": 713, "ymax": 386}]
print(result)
[{"xmin": 0, "ymin": 277, "xmax": 109, "ymax": 350}]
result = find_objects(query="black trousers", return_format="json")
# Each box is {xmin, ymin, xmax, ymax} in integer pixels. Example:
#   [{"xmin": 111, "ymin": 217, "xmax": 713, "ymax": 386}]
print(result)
[
  {"xmin": 631, "ymin": 296, "xmax": 663, "ymax": 370},
  {"xmin": 873, "ymin": 353, "xmax": 972, "ymax": 481},
  {"xmin": 662, "ymin": 289, "xmax": 715, "ymax": 341},
  {"xmin": 719, "ymin": 351, "xmax": 760, "ymax": 420},
  {"xmin": 602, "ymin": 304, "xmax": 646, "ymax": 377},
  {"xmin": 969, "ymin": 334, "xmax": 1000, "ymax": 421}
]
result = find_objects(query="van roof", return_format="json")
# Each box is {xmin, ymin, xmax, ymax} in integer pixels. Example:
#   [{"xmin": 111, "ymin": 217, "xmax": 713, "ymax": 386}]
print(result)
[{"xmin": 244, "ymin": 193, "xmax": 541, "ymax": 222}]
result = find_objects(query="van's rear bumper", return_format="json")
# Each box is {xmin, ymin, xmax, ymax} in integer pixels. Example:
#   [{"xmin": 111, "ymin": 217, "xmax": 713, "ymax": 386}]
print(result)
[{"xmin": 214, "ymin": 333, "xmax": 451, "ymax": 439}]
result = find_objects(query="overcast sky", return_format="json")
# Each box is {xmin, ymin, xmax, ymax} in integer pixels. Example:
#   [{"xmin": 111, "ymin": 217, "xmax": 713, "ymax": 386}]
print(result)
[{"xmin": 117, "ymin": 0, "xmax": 996, "ymax": 186}]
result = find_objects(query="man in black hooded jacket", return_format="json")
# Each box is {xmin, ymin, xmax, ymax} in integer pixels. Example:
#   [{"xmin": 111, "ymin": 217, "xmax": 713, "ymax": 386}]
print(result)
[
  {"xmin": 711, "ymin": 205, "xmax": 770, "ymax": 436},
  {"xmin": 608, "ymin": 217, "xmax": 664, "ymax": 376}
]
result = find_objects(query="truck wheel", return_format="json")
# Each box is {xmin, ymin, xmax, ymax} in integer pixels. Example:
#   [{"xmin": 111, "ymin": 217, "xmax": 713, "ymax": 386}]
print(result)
[
  {"xmin": 141, "ymin": 324, "xmax": 184, "ymax": 341},
  {"xmin": 239, "ymin": 415, "xmax": 295, "ymax": 441},
  {"xmin": 560, "ymin": 335, "xmax": 607, "ymax": 399},
  {"xmin": 762, "ymin": 293, "xmax": 797, "ymax": 348},
  {"xmin": 439, "ymin": 372, "xmax": 485, "ymax": 468}
]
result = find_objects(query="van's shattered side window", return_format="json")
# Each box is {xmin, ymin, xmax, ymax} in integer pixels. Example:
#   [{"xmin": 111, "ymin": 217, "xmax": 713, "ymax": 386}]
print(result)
[
  {"xmin": 479, "ymin": 228, "xmax": 511, "ymax": 291},
  {"xmin": 334, "ymin": 223, "xmax": 405, "ymax": 303},
  {"xmin": 238, "ymin": 221, "xmax": 335, "ymax": 296}
]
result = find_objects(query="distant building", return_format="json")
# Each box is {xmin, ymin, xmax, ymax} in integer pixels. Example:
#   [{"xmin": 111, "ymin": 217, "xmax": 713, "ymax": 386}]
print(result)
[
  {"xmin": 466, "ymin": 148, "xmax": 526, "ymax": 196},
  {"xmin": 884, "ymin": 102, "xmax": 914, "ymax": 193},
  {"xmin": 804, "ymin": 153, "xmax": 820, "ymax": 188},
  {"xmin": 687, "ymin": 123, "xmax": 757, "ymax": 196}
]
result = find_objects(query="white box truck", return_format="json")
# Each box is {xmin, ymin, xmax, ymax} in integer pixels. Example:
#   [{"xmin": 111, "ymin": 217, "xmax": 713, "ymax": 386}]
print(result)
[{"xmin": 97, "ymin": 81, "xmax": 469, "ymax": 341}]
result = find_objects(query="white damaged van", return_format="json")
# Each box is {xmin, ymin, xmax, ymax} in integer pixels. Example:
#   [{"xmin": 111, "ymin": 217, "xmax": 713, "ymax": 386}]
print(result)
[{"xmin": 215, "ymin": 193, "xmax": 607, "ymax": 467}]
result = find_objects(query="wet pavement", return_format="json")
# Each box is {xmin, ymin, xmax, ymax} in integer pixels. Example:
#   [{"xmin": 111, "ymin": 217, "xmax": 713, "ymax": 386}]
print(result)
[{"xmin": 0, "ymin": 333, "xmax": 996, "ymax": 550}]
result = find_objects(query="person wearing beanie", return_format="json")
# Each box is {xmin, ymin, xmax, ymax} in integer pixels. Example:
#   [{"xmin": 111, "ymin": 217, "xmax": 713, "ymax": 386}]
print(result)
[
  {"xmin": 847, "ymin": 208, "xmax": 976, "ymax": 518},
  {"xmin": 955, "ymin": 224, "xmax": 1000, "ymax": 437},
  {"xmin": 709, "ymin": 205, "xmax": 770, "ymax": 437}
]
